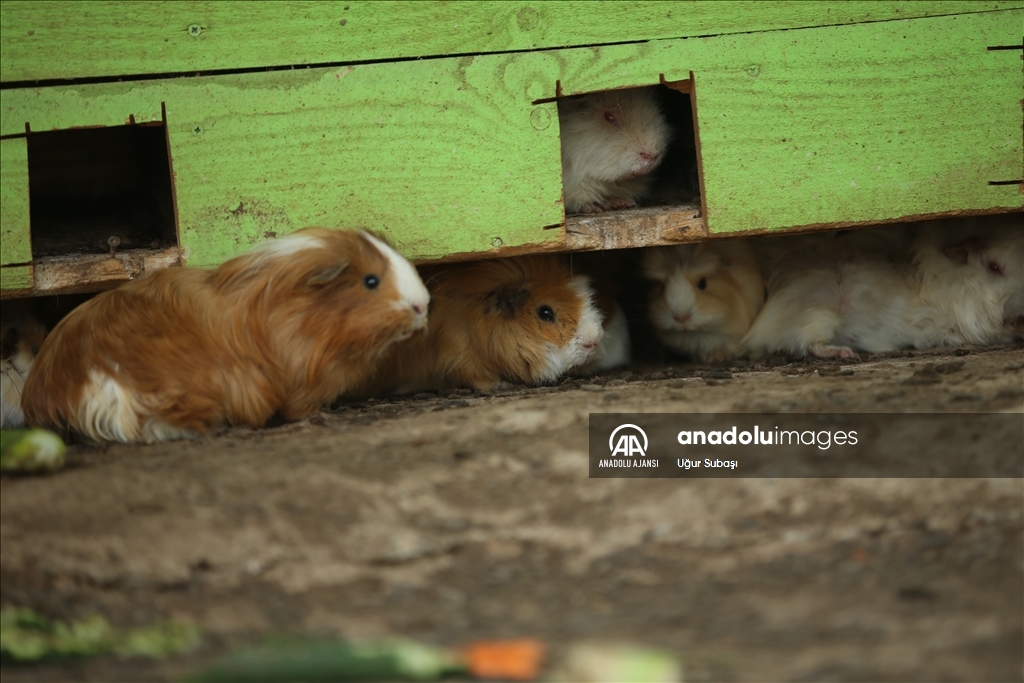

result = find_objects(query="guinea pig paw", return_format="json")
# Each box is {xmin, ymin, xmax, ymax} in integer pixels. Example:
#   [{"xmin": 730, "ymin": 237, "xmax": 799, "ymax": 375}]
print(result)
[
  {"xmin": 572, "ymin": 203, "xmax": 606, "ymax": 215},
  {"xmin": 808, "ymin": 343, "xmax": 859, "ymax": 360},
  {"xmin": 600, "ymin": 197, "xmax": 637, "ymax": 211}
]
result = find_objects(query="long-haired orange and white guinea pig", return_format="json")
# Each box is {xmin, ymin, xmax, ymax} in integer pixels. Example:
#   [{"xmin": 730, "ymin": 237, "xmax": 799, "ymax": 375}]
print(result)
[
  {"xmin": 643, "ymin": 240, "xmax": 766, "ymax": 362},
  {"xmin": 350, "ymin": 254, "xmax": 605, "ymax": 396},
  {"xmin": 22, "ymin": 228, "xmax": 429, "ymax": 443}
]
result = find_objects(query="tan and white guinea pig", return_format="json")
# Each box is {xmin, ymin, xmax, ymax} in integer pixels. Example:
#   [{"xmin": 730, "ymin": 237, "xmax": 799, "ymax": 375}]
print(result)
[
  {"xmin": 352, "ymin": 254, "xmax": 605, "ymax": 396},
  {"xmin": 1, "ymin": 304, "xmax": 48, "ymax": 429},
  {"xmin": 558, "ymin": 86, "xmax": 672, "ymax": 214},
  {"xmin": 741, "ymin": 217, "xmax": 1024, "ymax": 359},
  {"xmin": 22, "ymin": 228, "xmax": 429, "ymax": 443},
  {"xmin": 643, "ymin": 240, "xmax": 766, "ymax": 362}
]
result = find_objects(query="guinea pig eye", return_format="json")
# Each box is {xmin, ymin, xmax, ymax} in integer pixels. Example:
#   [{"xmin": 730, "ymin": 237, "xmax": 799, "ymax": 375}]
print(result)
[
  {"xmin": 988, "ymin": 261, "xmax": 1004, "ymax": 276},
  {"xmin": 537, "ymin": 305, "xmax": 556, "ymax": 323},
  {"xmin": 697, "ymin": 277, "xmax": 707, "ymax": 291},
  {"xmin": 363, "ymin": 274, "xmax": 380, "ymax": 290},
  {"xmin": 603, "ymin": 110, "xmax": 617, "ymax": 126}
]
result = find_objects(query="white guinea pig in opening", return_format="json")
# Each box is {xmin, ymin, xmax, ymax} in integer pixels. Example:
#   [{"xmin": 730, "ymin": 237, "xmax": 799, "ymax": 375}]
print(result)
[
  {"xmin": 22, "ymin": 228, "xmax": 429, "ymax": 443},
  {"xmin": 643, "ymin": 240, "xmax": 766, "ymax": 362},
  {"xmin": 353, "ymin": 254, "xmax": 605, "ymax": 396},
  {"xmin": 1, "ymin": 306, "xmax": 48, "ymax": 429},
  {"xmin": 558, "ymin": 86, "xmax": 672, "ymax": 214},
  {"xmin": 741, "ymin": 219, "xmax": 1024, "ymax": 359}
]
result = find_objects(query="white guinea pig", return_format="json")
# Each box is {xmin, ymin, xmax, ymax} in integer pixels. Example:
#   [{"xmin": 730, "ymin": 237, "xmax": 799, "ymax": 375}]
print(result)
[
  {"xmin": 643, "ymin": 240, "xmax": 766, "ymax": 362},
  {"xmin": 22, "ymin": 228, "xmax": 429, "ymax": 443},
  {"xmin": 558, "ymin": 86, "xmax": 672, "ymax": 214},
  {"xmin": 1, "ymin": 305, "xmax": 48, "ymax": 429},
  {"xmin": 742, "ymin": 218, "xmax": 1024, "ymax": 359},
  {"xmin": 571, "ymin": 292, "xmax": 632, "ymax": 375},
  {"xmin": 353, "ymin": 254, "xmax": 605, "ymax": 395}
]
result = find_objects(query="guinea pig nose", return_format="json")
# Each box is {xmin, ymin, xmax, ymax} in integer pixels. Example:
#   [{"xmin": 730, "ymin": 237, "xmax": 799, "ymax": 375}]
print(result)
[
  {"xmin": 412, "ymin": 302, "xmax": 425, "ymax": 315},
  {"xmin": 674, "ymin": 312, "xmax": 692, "ymax": 326}
]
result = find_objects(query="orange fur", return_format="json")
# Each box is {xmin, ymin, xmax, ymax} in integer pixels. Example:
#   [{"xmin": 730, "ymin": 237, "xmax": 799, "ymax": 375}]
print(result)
[
  {"xmin": 22, "ymin": 228, "xmax": 428, "ymax": 443},
  {"xmin": 352, "ymin": 255, "xmax": 604, "ymax": 396}
]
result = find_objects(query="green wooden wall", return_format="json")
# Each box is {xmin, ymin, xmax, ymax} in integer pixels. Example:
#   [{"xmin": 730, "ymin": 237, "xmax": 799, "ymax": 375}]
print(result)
[
  {"xmin": 1, "ymin": 1, "xmax": 1009, "ymax": 82},
  {"xmin": 0, "ymin": 3, "xmax": 1021, "ymax": 281}
]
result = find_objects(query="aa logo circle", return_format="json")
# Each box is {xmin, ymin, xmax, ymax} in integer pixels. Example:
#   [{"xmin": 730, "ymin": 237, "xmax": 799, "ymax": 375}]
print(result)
[{"xmin": 609, "ymin": 424, "xmax": 648, "ymax": 457}]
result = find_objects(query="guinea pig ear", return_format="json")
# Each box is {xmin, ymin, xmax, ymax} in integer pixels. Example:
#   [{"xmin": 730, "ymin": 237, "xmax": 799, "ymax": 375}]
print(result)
[
  {"xmin": 306, "ymin": 261, "xmax": 349, "ymax": 286},
  {"xmin": 486, "ymin": 286, "xmax": 530, "ymax": 319},
  {"xmin": 1007, "ymin": 316, "xmax": 1024, "ymax": 339},
  {"xmin": 942, "ymin": 236, "xmax": 986, "ymax": 265}
]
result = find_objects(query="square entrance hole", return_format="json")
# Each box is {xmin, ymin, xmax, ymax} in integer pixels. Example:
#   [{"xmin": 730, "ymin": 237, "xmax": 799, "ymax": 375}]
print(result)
[
  {"xmin": 550, "ymin": 81, "xmax": 701, "ymax": 216},
  {"xmin": 27, "ymin": 122, "xmax": 178, "ymax": 259}
]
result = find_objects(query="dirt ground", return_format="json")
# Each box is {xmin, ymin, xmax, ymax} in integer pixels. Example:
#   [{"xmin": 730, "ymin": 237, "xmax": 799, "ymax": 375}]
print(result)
[{"xmin": 2, "ymin": 345, "xmax": 1022, "ymax": 682}]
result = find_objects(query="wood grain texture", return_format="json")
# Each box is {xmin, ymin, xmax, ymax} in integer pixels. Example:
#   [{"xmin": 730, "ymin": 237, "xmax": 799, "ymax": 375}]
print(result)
[
  {"xmin": 0, "ymin": 138, "xmax": 31, "ymax": 267},
  {"xmin": 0, "ymin": 56, "xmax": 565, "ymax": 267},
  {"xmin": 564, "ymin": 204, "xmax": 707, "ymax": 251},
  {"xmin": 0, "ymin": 9, "xmax": 1019, "ymax": 291},
  {"xmin": 30, "ymin": 247, "xmax": 181, "ymax": 296},
  {"xmin": 1, "ymin": 1, "xmax": 1014, "ymax": 82},
  {"xmin": 0, "ymin": 266, "xmax": 32, "ymax": 295},
  {"xmin": 550, "ymin": 10, "xmax": 1024, "ymax": 233}
]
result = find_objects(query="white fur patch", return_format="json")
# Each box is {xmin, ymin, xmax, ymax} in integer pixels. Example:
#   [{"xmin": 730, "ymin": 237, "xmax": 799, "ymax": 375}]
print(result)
[
  {"xmin": 588, "ymin": 301, "xmax": 632, "ymax": 371},
  {"xmin": 361, "ymin": 232, "xmax": 430, "ymax": 328},
  {"xmin": 77, "ymin": 370, "xmax": 148, "ymax": 443},
  {"xmin": 250, "ymin": 232, "xmax": 328, "ymax": 259},
  {"xmin": 539, "ymin": 277, "xmax": 605, "ymax": 381},
  {"xmin": 77, "ymin": 371, "xmax": 198, "ymax": 444},
  {"xmin": 0, "ymin": 358, "xmax": 30, "ymax": 429}
]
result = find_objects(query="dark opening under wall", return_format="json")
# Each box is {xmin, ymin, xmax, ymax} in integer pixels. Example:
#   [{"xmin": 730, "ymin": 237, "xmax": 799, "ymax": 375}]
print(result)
[{"xmin": 27, "ymin": 123, "xmax": 178, "ymax": 259}]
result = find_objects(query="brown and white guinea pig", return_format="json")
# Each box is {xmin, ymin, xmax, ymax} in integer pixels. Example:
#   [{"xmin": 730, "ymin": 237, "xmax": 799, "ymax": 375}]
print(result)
[
  {"xmin": 22, "ymin": 228, "xmax": 429, "ymax": 443},
  {"xmin": 643, "ymin": 240, "xmax": 766, "ymax": 362},
  {"xmin": 741, "ymin": 216, "xmax": 1024, "ymax": 359},
  {"xmin": 558, "ymin": 86, "xmax": 672, "ymax": 214},
  {"xmin": 1, "ymin": 304, "xmax": 48, "ymax": 429},
  {"xmin": 351, "ymin": 254, "xmax": 605, "ymax": 396}
]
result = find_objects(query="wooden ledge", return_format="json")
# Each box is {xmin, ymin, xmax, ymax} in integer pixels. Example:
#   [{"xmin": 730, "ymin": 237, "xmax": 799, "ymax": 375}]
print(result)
[
  {"xmin": 564, "ymin": 203, "xmax": 707, "ymax": 251},
  {"xmin": 30, "ymin": 246, "xmax": 182, "ymax": 296}
]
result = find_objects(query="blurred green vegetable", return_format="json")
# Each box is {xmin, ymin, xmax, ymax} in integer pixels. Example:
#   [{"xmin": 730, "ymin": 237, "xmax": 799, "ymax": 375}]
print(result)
[
  {"xmin": 0, "ymin": 607, "xmax": 199, "ymax": 662},
  {"xmin": 0, "ymin": 429, "xmax": 66, "ymax": 473},
  {"xmin": 188, "ymin": 638, "xmax": 465, "ymax": 683},
  {"xmin": 550, "ymin": 643, "xmax": 683, "ymax": 683}
]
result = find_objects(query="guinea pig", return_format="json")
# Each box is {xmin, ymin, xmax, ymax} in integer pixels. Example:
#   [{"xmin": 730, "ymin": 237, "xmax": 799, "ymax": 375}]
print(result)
[
  {"xmin": 642, "ymin": 240, "xmax": 766, "ymax": 362},
  {"xmin": 352, "ymin": 254, "xmax": 604, "ymax": 396},
  {"xmin": 741, "ymin": 219, "xmax": 1024, "ymax": 359},
  {"xmin": 571, "ymin": 292, "xmax": 632, "ymax": 375},
  {"xmin": 1, "ymin": 305, "xmax": 48, "ymax": 429},
  {"xmin": 22, "ymin": 228, "xmax": 429, "ymax": 443},
  {"xmin": 558, "ymin": 86, "xmax": 672, "ymax": 214}
]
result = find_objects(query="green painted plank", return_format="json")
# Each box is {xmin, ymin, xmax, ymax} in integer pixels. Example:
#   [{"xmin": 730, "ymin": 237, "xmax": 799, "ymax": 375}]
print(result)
[
  {"xmin": 1, "ymin": 1, "xmax": 1016, "ymax": 83},
  {"xmin": 0, "ymin": 56, "xmax": 564, "ymax": 266},
  {"xmin": 0, "ymin": 138, "xmax": 31, "ymax": 266},
  {"xmin": 0, "ymin": 265, "xmax": 32, "ymax": 291},
  {"xmin": 686, "ymin": 11, "xmax": 1024, "ymax": 232},
  {"xmin": 0, "ymin": 10, "xmax": 1018, "ymax": 277},
  {"xmin": 552, "ymin": 10, "xmax": 1024, "ymax": 232}
]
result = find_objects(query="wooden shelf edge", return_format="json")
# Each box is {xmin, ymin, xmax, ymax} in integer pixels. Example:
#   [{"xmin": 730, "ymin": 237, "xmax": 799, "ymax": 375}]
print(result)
[
  {"xmin": 1, "ymin": 246, "xmax": 183, "ymax": 299},
  {"xmin": 565, "ymin": 203, "xmax": 707, "ymax": 251}
]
